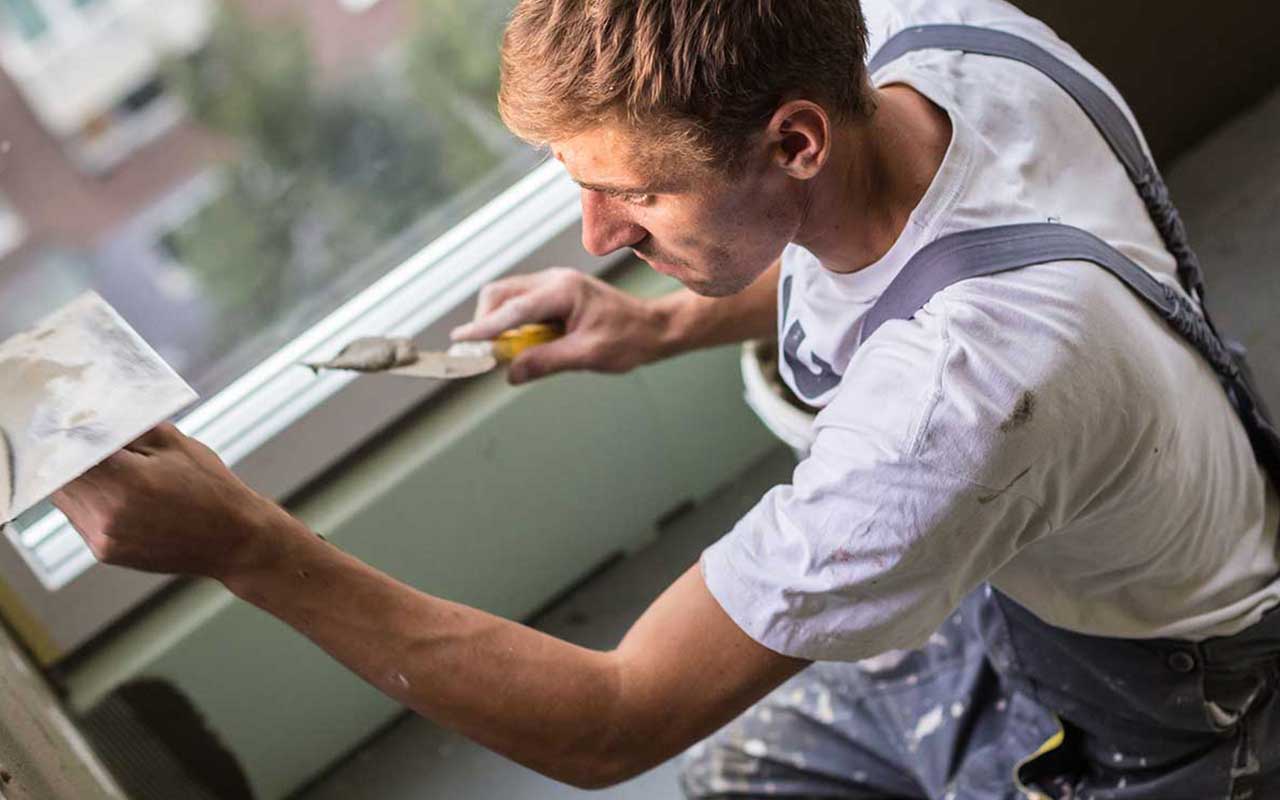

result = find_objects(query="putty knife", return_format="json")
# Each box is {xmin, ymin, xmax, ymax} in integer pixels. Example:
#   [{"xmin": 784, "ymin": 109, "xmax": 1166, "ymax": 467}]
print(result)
[{"xmin": 305, "ymin": 323, "xmax": 563, "ymax": 379}]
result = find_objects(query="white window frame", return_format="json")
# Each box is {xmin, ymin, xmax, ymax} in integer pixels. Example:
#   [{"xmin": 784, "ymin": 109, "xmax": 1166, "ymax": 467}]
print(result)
[{"xmin": 0, "ymin": 159, "xmax": 621, "ymax": 660}]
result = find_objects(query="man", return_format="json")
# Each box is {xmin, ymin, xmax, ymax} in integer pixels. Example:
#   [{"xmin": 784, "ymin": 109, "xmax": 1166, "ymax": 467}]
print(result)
[{"xmin": 55, "ymin": 0, "xmax": 1279, "ymax": 797}]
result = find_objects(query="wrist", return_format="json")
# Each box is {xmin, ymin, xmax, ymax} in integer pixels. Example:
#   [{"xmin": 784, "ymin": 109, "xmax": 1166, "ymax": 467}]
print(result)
[
  {"xmin": 644, "ymin": 291, "xmax": 699, "ymax": 362},
  {"xmin": 216, "ymin": 500, "xmax": 314, "ymax": 599}
]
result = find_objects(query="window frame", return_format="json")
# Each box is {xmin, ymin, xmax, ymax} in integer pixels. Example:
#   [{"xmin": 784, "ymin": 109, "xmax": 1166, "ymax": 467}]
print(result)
[{"xmin": 0, "ymin": 159, "xmax": 622, "ymax": 661}]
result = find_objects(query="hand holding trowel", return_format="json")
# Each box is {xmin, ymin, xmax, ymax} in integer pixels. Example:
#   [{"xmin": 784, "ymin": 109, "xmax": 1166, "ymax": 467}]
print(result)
[{"xmin": 303, "ymin": 323, "xmax": 564, "ymax": 380}]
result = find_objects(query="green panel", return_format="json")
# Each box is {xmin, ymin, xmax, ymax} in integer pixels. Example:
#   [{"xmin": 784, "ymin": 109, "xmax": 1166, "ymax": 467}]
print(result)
[
  {"xmin": 63, "ymin": 264, "xmax": 779, "ymax": 799},
  {"xmin": 616, "ymin": 268, "xmax": 782, "ymax": 501}
]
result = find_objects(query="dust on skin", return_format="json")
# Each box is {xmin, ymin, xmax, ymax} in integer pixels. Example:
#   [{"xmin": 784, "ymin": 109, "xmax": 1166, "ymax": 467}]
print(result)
[{"xmin": 306, "ymin": 337, "xmax": 419, "ymax": 373}]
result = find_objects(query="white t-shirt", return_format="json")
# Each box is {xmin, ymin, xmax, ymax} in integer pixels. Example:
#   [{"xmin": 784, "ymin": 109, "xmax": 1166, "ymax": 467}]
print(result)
[{"xmin": 701, "ymin": 0, "xmax": 1280, "ymax": 659}]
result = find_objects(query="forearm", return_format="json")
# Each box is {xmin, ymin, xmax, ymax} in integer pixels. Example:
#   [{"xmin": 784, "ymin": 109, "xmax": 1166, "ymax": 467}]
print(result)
[
  {"xmin": 57, "ymin": 426, "xmax": 806, "ymax": 788},
  {"xmin": 222, "ymin": 519, "xmax": 633, "ymax": 787},
  {"xmin": 648, "ymin": 259, "xmax": 779, "ymax": 360}
]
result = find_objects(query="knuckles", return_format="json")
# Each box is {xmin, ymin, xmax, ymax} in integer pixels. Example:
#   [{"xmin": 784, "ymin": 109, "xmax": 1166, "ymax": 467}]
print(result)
[{"xmin": 547, "ymin": 266, "xmax": 579, "ymax": 284}]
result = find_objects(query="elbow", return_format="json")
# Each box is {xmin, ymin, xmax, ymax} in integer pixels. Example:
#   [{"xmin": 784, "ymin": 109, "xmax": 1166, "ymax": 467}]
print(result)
[
  {"xmin": 543, "ymin": 653, "xmax": 680, "ymax": 789},
  {"xmin": 550, "ymin": 714, "xmax": 664, "ymax": 790},
  {"xmin": 559, "ymin": 753, "xmax": 650, "ymax": 791}
]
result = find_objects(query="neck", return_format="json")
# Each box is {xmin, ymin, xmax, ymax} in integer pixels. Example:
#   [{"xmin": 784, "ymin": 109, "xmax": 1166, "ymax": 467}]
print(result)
[{"xmin": 793, "ymin": 86, "xmax": 952, "ymax": 273}]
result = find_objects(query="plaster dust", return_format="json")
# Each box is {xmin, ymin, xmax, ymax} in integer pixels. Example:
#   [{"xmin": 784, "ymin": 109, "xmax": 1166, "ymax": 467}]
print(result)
[{"xmin": 0, "ymin": 292, "xmax": 197, "ymax": 524}]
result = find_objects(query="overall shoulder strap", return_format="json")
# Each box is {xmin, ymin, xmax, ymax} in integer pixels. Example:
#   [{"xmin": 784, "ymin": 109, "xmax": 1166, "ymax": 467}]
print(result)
[
  {"xmin": 868, "ymin": 24, "xmax": 1206, "ymax": 303},
  {"xmin": 862, "ymin": 25, "xmax": 1280, "ymax": 487}
]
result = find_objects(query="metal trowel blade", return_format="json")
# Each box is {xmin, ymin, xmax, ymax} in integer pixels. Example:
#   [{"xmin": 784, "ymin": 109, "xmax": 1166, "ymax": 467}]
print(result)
[{"xmin": 385, "ymin": 352, "xmax": 497, "ymax": 379}]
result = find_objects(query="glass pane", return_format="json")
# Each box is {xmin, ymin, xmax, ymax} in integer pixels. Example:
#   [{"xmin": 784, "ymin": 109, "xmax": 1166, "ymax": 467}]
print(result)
[
  {"xmin": 0, "ymin": 0, "xmax": 48, "ymax": 40},
  {"xmin": 0, "ymin": 0, "xmax": 537, "ymax": 398}
]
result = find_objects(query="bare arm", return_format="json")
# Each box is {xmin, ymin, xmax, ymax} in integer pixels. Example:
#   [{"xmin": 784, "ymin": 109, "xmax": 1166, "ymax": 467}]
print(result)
[
  {"xmin": 55, "ymin": 425, "xmax": 807, "ymax": 789},
  {"xmin": 227, "ymin": 531, "xmax": 803, "ymax": 786}
]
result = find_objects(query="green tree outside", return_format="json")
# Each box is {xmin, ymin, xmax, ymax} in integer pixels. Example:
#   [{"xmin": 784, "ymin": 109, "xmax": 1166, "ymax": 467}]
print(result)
[{"xmin": 165, "ymin": 0, "xmax": 530, "ymax": 362}]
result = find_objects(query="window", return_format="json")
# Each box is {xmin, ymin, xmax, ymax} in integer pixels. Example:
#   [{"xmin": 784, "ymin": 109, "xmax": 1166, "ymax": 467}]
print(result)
[
  {"xmin": 0, "ymin": 0, "xmax": 539, "ymax": 392},
  {"xmin": 0, "ymin": 0, "xmax": 606, "ymax": 659}
]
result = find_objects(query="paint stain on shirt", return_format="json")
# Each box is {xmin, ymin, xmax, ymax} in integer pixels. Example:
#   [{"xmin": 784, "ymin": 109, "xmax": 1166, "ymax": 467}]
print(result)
[{"xmin": 999, "ymin": 390, "xmax": 1037, "ymax": 433}]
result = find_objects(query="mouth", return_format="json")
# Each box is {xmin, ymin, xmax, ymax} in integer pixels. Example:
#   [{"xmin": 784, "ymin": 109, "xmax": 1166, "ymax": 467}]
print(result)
[{"xmin": 632, "ymin": 248, "xmax": 679, "ymax": 276}]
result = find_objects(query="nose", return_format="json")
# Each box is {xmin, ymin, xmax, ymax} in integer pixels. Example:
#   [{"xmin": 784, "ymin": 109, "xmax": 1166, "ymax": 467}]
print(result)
[{"xmin": 580, "ymin": 189, "xmax": 647, "ymax": 257}]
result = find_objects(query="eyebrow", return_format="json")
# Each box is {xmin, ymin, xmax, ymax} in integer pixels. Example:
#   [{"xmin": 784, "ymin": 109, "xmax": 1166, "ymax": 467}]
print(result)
[{"xmin": 575, "ymin": 180, "xmax": 663, "ymax": 195}]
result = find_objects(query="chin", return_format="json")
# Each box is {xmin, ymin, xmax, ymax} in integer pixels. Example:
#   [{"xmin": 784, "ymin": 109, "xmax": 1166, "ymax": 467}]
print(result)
[
  {"xmin": 645, "ymin": 253, "xmax": 758, "ymax": 297},
  {"xmin": 680, "ymin": 274, "xmax": 750, "ymax": 298}
]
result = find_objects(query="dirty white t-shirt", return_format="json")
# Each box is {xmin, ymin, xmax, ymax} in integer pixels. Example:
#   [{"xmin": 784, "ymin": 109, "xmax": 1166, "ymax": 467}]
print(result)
[{"xmin": 701, "ymin": 0, "xmax": 1280, "ymax": 659}]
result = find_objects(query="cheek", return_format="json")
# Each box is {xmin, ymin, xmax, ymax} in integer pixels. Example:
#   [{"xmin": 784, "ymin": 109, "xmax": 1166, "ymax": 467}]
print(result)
[
  {"xmin": 720, "ymin": 193, "xmax": 796, "ymax": 257},
  {"xmin": 657, "ymin": 179, "xmax": 796, "ymax": 261}
]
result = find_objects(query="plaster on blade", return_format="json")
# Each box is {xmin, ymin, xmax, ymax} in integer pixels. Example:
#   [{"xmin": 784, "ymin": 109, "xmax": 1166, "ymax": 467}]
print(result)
[
  {"xmin": 304, "ymin": 337, "xmax": 419, "ymax": 373},
  {"xmin": 0, "ymin": 292, "xmax": 198, "ymax": 525},
  {"xmin": 304, "ymin": 337, "xmax": 497, "ymax": 379}
]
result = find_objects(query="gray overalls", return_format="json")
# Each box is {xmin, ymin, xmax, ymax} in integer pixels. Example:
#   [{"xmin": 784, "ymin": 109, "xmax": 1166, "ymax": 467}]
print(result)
[{"xmin": 681, "ymin": 25, "xmax": 1280, "ymax": 800}]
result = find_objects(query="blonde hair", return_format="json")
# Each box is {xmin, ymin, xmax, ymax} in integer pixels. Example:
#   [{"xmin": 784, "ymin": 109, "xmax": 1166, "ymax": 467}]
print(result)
[{"xmin": 499, "ymin": 0, "xmax": 873, "ymax": 171}]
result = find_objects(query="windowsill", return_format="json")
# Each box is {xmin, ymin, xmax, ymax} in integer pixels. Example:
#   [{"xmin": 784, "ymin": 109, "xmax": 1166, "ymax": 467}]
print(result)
[{"xmin": 0, "ymin": 158, "xmax": 619, "ymax": 662}]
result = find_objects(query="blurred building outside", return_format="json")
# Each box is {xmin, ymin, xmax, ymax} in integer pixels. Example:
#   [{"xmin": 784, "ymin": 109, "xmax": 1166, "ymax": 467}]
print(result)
[{"xmin": 0, "ymin": 0, "xmax": 533, "ymax": 398}]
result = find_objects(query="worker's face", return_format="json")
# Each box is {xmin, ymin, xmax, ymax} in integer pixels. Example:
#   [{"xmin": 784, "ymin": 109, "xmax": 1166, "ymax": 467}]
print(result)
[{"xmin": 553, "ymin": 125, "xmax": 800, "ymax": 297}]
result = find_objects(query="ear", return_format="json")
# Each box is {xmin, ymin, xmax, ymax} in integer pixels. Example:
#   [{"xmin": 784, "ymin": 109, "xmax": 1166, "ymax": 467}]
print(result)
[{"xmin": 765, "ymin": 101, "xmax": 831, "ymax": 180}]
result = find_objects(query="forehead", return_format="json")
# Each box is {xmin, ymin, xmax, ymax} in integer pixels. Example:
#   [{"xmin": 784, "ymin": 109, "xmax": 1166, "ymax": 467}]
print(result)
[
  {"xmin": 553, "ymin": 126, "xmax": 643, "ymax": 180},
  {"xmin": 552, "ymin": 124, "xmax": 697, "ymax": 193}
]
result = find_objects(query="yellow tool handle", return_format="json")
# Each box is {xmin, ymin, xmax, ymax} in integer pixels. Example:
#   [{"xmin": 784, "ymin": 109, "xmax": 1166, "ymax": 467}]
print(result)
[{"xmin": 492, "ymin": 322, "xmax": 564, "ymax": 362}]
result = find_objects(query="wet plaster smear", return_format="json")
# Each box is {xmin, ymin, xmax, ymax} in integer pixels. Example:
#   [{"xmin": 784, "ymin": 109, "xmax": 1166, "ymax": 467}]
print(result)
[{"xmin": 0, "ymin": 292, "xmax": 196, "ymax": 524}]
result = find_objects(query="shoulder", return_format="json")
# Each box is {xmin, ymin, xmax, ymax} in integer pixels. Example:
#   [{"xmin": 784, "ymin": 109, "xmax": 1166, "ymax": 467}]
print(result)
[
  {"xmin": 836, "ymin": 261, "xmax": 1139, "ymax": 487},
  {"xmin": 862, "ymin": 0, "xmax": 1052, "ymax": 51}
]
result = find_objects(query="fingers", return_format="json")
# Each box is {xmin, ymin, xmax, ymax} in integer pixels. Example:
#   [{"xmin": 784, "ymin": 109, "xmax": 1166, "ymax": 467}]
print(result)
[
  {"xmin": 453, "ymin": 286, "xmax": 575, "ymax": 342},
  {"xmin": 508, "ymin": 336, "xmax": 598, "ymax": 385},
  {"xmin": 451, "ymin": 274, "xmax": 542, "ymax": 341},
  {"xmin": 452, "ymin": 269, "xmax": 579, "ymax": 342},
  {"xmin": 52, "ymin": 478, "xmax": 107, "ymax": 555},
  {"xmin": 126, "ymin": 422, "xmax": 181, "ymax": 455},
  {"xmin": 473, "ymin": 273, "xmax": 542, "ymax": 319},
  {"xmin": 53, "ymin": 483, "xmax": 114, "ymax": 565}
]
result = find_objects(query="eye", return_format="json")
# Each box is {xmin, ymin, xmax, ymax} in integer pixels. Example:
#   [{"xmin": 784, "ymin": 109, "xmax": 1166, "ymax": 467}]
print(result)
[{"xmin": 619, "ymin": 192, "xmax": 653, "ymax": 206}]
